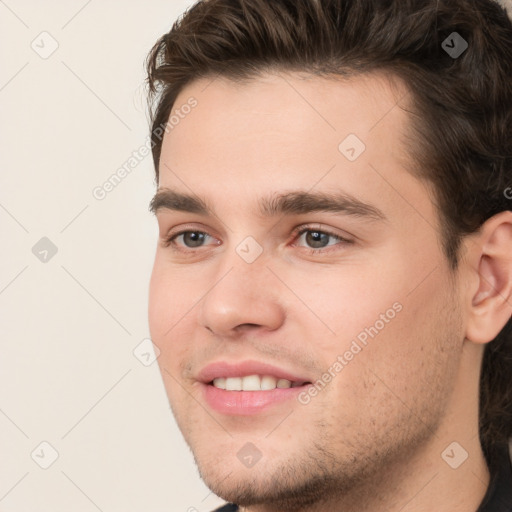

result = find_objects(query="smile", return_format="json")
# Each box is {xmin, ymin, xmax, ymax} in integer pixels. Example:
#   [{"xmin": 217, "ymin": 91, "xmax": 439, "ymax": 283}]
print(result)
[{"xmin": 211, "ymin": 374, "xmax": 308, "ymax": 391}]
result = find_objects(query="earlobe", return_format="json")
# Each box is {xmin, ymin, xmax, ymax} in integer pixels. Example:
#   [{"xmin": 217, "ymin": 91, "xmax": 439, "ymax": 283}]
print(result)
[{"xmin": 465, "ymin": 211, "xmax": 512, "ymax": 345}]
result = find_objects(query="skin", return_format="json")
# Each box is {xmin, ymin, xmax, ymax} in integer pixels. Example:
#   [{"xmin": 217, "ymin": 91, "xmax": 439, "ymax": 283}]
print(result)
[{"xmin": 148, "ymin": 72, "xmax": 512, "ymax": 512}]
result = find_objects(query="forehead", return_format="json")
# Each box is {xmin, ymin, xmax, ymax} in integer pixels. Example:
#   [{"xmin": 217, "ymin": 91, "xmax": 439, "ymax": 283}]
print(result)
[
  {"xmin": 156, "ymin": 71, "xmax": 433, "ymax": 227},
  {"xmin": 167, "ymin": 71, "xmax": 407, "ymax": 142},
  {"xmin": 159, "ymin": 71, "xmax": 410, "ymax": 172}
]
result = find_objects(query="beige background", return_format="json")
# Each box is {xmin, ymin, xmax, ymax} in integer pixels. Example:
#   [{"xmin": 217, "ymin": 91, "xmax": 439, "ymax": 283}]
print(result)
[
  {"xmin": 1, "ymin": 1, "xmax": 511, "ymax": 511},
  {"xmin": 0, "ymin": 1, "xmax": 226, "ymax": 511}
]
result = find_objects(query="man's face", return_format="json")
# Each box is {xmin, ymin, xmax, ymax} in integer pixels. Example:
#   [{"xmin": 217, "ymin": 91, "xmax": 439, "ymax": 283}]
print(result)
[{"xmin": 148, "ymin": 72, "xmax": 465, "ymax": 508}]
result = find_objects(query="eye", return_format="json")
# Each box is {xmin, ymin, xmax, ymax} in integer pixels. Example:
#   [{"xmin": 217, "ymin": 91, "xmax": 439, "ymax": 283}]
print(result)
[
  {"xmin": 162, "ymin": 224, "xmax": 352, "ymax": 254},
  {"xmin": 291, "ymin": 225, "xmax": 352, "ymax": 254},
  {"xmin": 162, "ymin": 230, "xmax": 215, "ymax": 250}
]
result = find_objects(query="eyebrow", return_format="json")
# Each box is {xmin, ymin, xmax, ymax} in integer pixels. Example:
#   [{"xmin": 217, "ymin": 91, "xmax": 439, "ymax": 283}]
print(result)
[{"xmin": 149, "ymin": 188, "xmax": 387, "ymax": 222}]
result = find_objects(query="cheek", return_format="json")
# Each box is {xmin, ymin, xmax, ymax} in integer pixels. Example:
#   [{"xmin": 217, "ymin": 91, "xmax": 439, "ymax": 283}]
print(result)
[
  {"xmin": 148, "ymin": 261, "xmax": 169, "ymax": 338},
  {"xmin": 289, "ymin": 261, "xmax": 402, "ymax": 354},
  {"xmin": 351, "ymin": 269, "xmax": 460, "ymax": 403},
  {"xmin": 305, "ymin": 248, "xmax": 453, "ymax": 381},
  {"xmin": 148, "ymin": 255, "xmax": 191, "ymax": 333},
  {"xmin": 148, "ymin": 258, "xmax": 200, "ymax": 373},
  {"xmin": 148, "ymin": 260, "xmax": 182, "ymax": 357}
]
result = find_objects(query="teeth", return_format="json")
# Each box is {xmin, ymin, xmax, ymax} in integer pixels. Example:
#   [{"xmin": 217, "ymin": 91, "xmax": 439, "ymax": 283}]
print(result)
[
  {"xmin": 213, "ymin": 377, "xmax": 226, "ymax": 390},
  {"xmin": 225, "ymin": 377, "xmax": 242, "ymax": 391},
  {"xmin": 241, "ymin": 375, "xmax": 260, "ymax": 391},
  {"xmin": 261, "ymin": 375, "xmax": 277, "ymax": 390},
  {"xmin": 212, "ymin": 375, "xmax": 299, "ymax": 391},
  {"xmin": 276, "ymin": 379, "xmax": 292, "ymax": 389}
]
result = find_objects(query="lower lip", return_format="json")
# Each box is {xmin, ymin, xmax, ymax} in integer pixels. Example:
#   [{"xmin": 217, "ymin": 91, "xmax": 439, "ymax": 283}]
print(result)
[{"xmin": 202, "ymin": 383, "xmax": 310, "ymax": 415}]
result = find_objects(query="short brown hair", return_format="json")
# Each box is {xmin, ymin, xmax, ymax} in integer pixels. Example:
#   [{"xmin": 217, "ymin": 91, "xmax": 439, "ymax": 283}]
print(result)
[{"xmin": 145, "ymin": 0, "xmax": 512, "ymax": 465}]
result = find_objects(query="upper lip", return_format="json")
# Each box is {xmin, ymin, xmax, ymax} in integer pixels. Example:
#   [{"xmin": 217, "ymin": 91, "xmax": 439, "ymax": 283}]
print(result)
[{"xmin": 197, "ymin": 360, "xmax": 312, "ymax": 384}]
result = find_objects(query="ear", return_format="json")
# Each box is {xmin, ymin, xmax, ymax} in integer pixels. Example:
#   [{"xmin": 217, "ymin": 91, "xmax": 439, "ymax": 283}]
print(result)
[{"xmin": 464, "ymin": 211, "xmax": 512, "ymax": 344}]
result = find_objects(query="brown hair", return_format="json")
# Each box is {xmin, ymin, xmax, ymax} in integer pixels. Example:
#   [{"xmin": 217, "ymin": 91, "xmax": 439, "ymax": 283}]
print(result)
[{"xmin": 145, "ymin": 0, "xmax": 512, "ymax": 465}]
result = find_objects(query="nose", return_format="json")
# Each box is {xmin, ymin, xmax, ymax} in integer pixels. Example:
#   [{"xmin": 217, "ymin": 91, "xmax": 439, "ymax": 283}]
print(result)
[{"xmin": 197, "ymin": 248, "xmax": 286, "ymax": 339}]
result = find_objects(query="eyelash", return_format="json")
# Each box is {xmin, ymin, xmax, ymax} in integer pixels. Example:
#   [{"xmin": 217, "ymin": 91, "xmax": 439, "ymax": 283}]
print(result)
[{"xmin": 162, "ymin": 225, "xmax": 352, "ymax": 255}]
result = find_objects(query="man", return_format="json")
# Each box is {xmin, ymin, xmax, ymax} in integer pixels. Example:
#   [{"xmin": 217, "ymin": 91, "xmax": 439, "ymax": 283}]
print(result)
[{"xmin": 145, "ymin": 0, "xmax": 512, "ymax": 510}]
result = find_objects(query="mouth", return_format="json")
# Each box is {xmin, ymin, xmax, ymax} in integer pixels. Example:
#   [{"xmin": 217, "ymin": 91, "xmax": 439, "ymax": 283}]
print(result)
[
  {"xmin": 198, "ymin": 361, "xmax": 313, "ymax": 415},
  {"xmin": 209, "ymin": 374, "xmax": 310, "ymax": 391}
]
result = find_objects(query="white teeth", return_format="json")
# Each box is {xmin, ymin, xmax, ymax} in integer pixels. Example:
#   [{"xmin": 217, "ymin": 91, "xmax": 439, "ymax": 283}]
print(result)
[
  {"xmin": 260, "ymin": 375, "xmax": 277, "ymax": 390},
  {"xmin": 225, "ymin": 377, "xmax": 242, "ymax": 391},
  {"xmin": 212, "ymin": 375, "xmax": 298, "ymax": 391},
  {"xmin": 212, "ymin": 377, "xmax": 226, "ymax": 390},
  {"xmin": 241, "ymin": 374, "xmax": 260, "ymax": 391}
]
